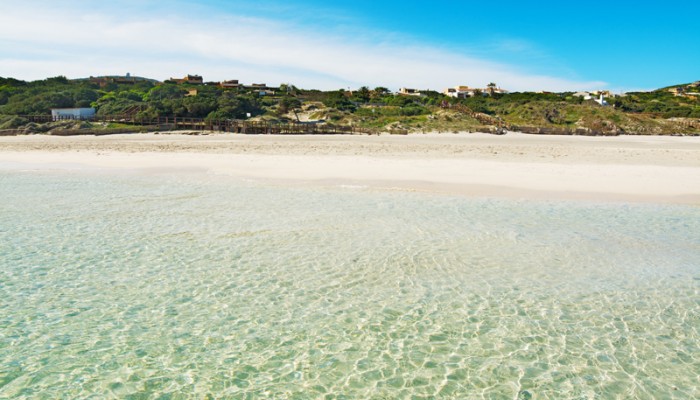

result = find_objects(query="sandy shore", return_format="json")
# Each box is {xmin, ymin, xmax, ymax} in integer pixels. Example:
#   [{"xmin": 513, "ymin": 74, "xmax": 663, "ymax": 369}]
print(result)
[{"xmin": 1, "ymin": 132, "xmax": 699, "ymax": 204}]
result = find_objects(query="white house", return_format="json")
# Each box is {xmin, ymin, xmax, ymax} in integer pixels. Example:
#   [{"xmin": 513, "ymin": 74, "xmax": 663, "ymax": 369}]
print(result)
[
  {"xmin": 486, "ymin": 87, "xmax": 509, "ymax": 95},
  {"xmin": 594, "ymin": 94, "xmax": 609, "ymax": 106},
  {"xmin": 443, "ymin": 86, "xmax": 476, "ymax": 98},
  {"xmin": 398, "ymin": 88, "xmax": 425, "ymax": 96},
  {"xmin": 51, "ymin": 108, "xmax": 96, "ymax": 121}
]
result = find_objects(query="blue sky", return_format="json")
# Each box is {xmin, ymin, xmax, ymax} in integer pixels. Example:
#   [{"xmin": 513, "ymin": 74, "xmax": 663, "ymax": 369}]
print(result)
[{"xmin": 1, "ymin": 0, "xmax": 698, "ymax": 92}]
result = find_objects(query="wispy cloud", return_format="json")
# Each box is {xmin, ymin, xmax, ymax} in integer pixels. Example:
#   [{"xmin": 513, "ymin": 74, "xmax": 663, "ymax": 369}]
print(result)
[{"xmin": 0, "ymin": 1, "xmax": 606, "ymax": 91}]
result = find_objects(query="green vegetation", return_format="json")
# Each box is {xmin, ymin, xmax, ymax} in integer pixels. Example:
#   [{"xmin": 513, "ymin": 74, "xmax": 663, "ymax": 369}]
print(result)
[
  {"xmin": 610, "ymin": 91, "xmax": 700, "ymax": 118},
  {"xmin": 0, "ymin": 76, "xmax": 698, "ymax": 135}
]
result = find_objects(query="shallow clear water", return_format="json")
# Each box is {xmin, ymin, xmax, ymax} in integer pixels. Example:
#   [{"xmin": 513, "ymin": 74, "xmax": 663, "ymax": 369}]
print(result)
[{"xmin": 0, "ymin": 170, "xmax": 698, "ymax": 399}]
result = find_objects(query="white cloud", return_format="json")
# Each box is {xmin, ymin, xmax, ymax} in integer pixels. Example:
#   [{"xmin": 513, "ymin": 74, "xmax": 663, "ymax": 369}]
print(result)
[{"xmin": 0, "ymin": 1, "xmax": 606, "ymax": 91}]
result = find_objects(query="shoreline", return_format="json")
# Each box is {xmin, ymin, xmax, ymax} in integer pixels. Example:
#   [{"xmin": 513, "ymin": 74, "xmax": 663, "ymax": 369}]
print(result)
[{"xmin": 2, "ymin": 132, "xmax": 699, "ymax": 205}]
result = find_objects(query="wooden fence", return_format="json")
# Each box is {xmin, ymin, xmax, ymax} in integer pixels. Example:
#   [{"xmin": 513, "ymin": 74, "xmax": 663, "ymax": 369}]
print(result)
[{"xmin": 21, "ymin": 115, "xmax": 372, "ymax": 135}]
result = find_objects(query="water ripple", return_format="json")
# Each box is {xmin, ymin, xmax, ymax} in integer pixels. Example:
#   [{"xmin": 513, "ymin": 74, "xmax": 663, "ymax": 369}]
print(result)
[{"xmin": 0, "ymin": 171, "xmax": 698, "ymax": 398}]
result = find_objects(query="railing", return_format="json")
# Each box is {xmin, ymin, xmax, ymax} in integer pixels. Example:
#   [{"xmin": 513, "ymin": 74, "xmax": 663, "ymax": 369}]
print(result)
[{"xmin": 19, "ymin": 114, "xmax": 373, "ymax": 135}]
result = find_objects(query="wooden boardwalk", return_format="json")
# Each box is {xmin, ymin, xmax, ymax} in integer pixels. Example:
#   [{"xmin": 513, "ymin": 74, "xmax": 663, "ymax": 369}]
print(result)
[{"xmin": 22, "ymin": 115, "xmax": 372, "ymax": 135}]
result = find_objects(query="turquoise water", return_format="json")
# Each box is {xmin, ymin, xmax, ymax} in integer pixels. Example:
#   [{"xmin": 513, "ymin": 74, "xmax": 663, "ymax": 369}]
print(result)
[{"xmin": 0, "ymin": 170, "xmax": 698, "ymax": 399}]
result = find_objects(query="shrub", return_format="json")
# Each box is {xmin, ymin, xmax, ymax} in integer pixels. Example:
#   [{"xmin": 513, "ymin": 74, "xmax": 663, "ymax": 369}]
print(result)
[{"xmin": 0, "ymin": 115, "xmax": 29, "ymax": 129}]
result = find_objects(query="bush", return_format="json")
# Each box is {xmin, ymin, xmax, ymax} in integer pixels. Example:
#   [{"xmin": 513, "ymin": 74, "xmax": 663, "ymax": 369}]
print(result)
[
  {"xmin": 662, "ymin": 107, "xmax": 692, "ymax": 118},
  {"xmin": 322, "ymin": 90, "xmax": 356, "ymax": 111},
  {"xmin": 385, "ymin": 96, "xmax": 415, "ymax": 107},
  {"xmin": 144, "ymin": 85, "xmax": 187, "ymax": 101},
  {"xmin": 0, "ymin": 115, "xmax": 29, "ymax": 129},
  {"xmin": 400, "ymin": 105, "xmax": 429, "ymax": 116},
  {"xmin": 278, "ymin": 96, "xmax": 301, "ymax": 113}
]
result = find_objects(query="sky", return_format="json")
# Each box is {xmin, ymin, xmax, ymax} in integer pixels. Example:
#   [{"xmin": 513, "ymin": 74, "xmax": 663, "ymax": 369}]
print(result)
[{"xmin": 0, "ymin": 0, "xmax": 698, "ymax": 92}]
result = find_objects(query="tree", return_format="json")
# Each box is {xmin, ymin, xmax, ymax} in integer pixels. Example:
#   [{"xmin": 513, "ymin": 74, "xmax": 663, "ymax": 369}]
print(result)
[
  {"xmin": 43, "ymin": 76, "xmax": 69, "ymax": 85},
  {"xmin": 117, "ymin": 90, "xmax": 144, "ymax": 102},
  {"xmin": 352, "ymin": 86, "xmax": 371, "ymax": 103},
  {"xmin": 183, "ymin": 96, "xmax": 217, "ymax": 117},
  {"xmin": 72, "ymin": 88, "xmax": 100, "ymax": 104},
  {"xmin": 278, "ymin": 96, "xmax": 301, "ymax": 114},
  {"xmin": 322, "ymin": 90, "xmax": 355, "ymax": 111},
  {"xmin": 279, "ymin": 83, "xmax": 299, "ymax": 95},
  {"xmin": 371, "ymin": 87, "xmax": 391, "ymax": 100},
  {"xmin": 373, "ymin": 87, "xmax": 390, "ymax": 95},
  {"xmin": 208, "ymin": 92, "xmax": 263, "ymax": 120},
  {"xmin": 386, "ymin": 95, "xmax": 414, "ymax": 107},
  {"xmin": 486, "ymin": 82, "xmax": 497, "ymax": 96},
  {"xmin": 144, "ymin": 84, "xmax": 187, "ymax": 101}
]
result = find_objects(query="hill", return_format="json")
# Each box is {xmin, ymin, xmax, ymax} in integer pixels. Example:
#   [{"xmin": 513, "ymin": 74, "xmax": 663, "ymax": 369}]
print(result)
[{"xmin": 0, "ymin": 76, "xmax": 698, "ymax": 135}]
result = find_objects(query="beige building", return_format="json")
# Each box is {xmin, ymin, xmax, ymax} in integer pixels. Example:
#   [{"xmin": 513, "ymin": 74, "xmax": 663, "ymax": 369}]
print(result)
[
  {"xmin": 169, "ymin": 74, "xmax": 204, "ymax": 84},
  {"xmin": 219, "ymin": 80, "xmax": 240, "ymax": 88},
  {"xmin": 443, "ymin": 85, "xmax": 508, "ymax": 97}
]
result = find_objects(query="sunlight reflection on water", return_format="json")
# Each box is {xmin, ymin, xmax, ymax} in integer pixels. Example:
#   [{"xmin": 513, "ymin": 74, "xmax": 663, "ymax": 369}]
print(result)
[{"xmin": 0, "ymin": 171, "xmax": 698, "ymax": 399}]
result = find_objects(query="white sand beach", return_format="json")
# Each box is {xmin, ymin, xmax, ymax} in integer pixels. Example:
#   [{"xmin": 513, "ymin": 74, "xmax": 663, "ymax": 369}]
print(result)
[{"xmin": 1, "ymin": 132, "xmax": 699, "ymax": 204}]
